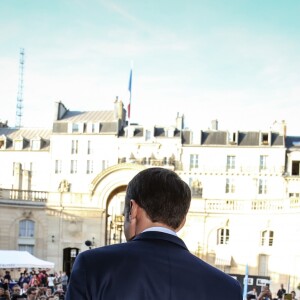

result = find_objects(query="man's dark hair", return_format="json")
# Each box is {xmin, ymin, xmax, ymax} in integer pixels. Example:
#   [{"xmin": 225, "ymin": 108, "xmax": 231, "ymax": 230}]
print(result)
[
  {"xmin": 27, "ymin": 287, "xmax": 37, "ymax": 295},
  {"xmin": 125, "ymin": 167, "xmax": 191, "ymax": 229}
]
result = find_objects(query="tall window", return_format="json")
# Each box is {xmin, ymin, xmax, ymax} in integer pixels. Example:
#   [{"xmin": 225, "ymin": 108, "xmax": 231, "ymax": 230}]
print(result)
[
  {"xmin": 146, "ymin": 130, "xmax": 151, "ymax": 141},
  {"xmin": 292, "ymin": 161, "xmax": 300, "ymax": 175},
  {"xmin": 87, "ymin": 140, "xmax": 92, "ymax": 155},
  {"xmin": 226, "ymin": 155, "xmax": 236, "ymax": 171},
  {"xmin": 19, "ymin": 220, "xmax": 35, "ymax": 237},
  {"xmin": 261, "ymin": 230, "xmax": 274, "ymax": 246},
  {"xmin": 225, "ymin": 178, "xmax": 235, "ymax": 193},
  {"xmin": 258, "ymin": 178, "xmax": 267, "ymax": 194},
  {"xmin": 190, "ymin": 154, "xmax": 199, "ymax": 169},
  {"xmin": 217, "ymin": 228, "xmax": 230, "ymax": 245},
  {"xmin": 86, "ymin": 160, "xmax": 93, "ymax": 174},
  {"xmin": 71, "ymin": 140, "xmax": 78, "ymax": 154},
  {"xmin": 259, "ymin": 155, "xmax": 268, "ymax": 171},
  {"xmin": 71, "ymin": 160, "xmax": 77, "ymax": 174},
  {"xmin": 18, "ymin": 244, "xmax": 34, "ymax": 254},
  {"xmin": 91, "ymin": 123, "xmax": 99, "ymax": 133},
  {"xmin": 19, "ymin": 220, "xmax": 35, "ymax": 254},
  {"xmin": 55, "ymin": 160, "xmax": 62, "ymax": 174}
]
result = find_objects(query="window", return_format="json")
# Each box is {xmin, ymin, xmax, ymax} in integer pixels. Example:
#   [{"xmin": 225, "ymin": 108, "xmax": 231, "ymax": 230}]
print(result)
[
  {"xmin": 72, "ymin": 123, "xmax": 79, "ymax": 133},
  {"xmin": 259, "ymin": 155, "xmax": 268, "ymax": 171},
  {"xmin": 86, "ymin": 160, "xmax": 93, "ymax": 174},
  {"xmin": 261, "ymin": 133, "xmax": 269, "ymax": 145},
  {"xmin": 55, "ymin": 160, "xmax": 62, "ymax": 174},
  {"xmin": 217, "ymin": 228, "xmax": 230, "ymax": 245},
  {"xmin": 226, "ymin": 155, "xmax": 235, "ymax": 171},
  {"xmin": 261, "ymin": 230, "xmax": 274, "ymax": 246},
  {"xmin": 14, "ymin": 140, "xmax": 23, "ymax": 150},
  {"xmin": 19, "ymin": 220, "xmax": 35, "ymax": 237},
  {"xmin": 71, "ymin": 160, "xmax": 77, "ymax": 174},
  {"xmin": 71, "ymin": 140, "xmax": 78, "ymax": 154},
  {"xmin": 225, "ymin": 178, "xmax": 235, "ymax": 193},
  {"xmin": 87, "ymin": 140, "xmax": 92, "ymax": 155},
  {"xmin": 145, "ymin": 130, "xmax": 151, "ymax": 141},
  {"xmin": 190, "ymin": 154, "xmax": 199, "ymax": 169},
  {"xmin": 0, "ymin": 138, "xmax": 5, "ymax": 149},
  {"xmin": 167, "ymin": 128, "xmax": 174, "ymax": 137},
  {"xmin": 258, "ymin": 179, "xmax": 267, "ymax": 194},
  {"xmin": 91, "ymin": 123, "xmax": 99, "ymax": 133},
  {"xmin": 31, "ymin": 140, "xmax": 41, "ymax": 150},
  {"xmin": 292, "ymin": 161, "xmax": 300, "ymax": 176},
  {"xmin": 18, "ymin": 244, "xmax": 34, "ymax": 255}
]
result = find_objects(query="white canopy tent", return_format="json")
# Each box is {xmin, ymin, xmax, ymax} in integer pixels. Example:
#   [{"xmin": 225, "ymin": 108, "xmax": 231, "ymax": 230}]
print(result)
[{"xmin": 0, "ymin": 250, "xmax": 54, "ymax": 269}]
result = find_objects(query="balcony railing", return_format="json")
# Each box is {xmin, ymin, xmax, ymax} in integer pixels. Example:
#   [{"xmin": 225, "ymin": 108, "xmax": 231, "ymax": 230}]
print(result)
[
  {"xmin": 0, "ymin": 188, "xmax": 48, "ymax": 202},
  {"xmin": 190, "ymin": 198, "xmax": 300, "ymax": 213},
  {"xmin": 1, "ymin": 188, "xmax": 300, "ymax": 214}
]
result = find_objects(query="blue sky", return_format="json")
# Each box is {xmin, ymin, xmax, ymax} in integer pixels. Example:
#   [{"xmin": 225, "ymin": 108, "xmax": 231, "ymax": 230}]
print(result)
[{"xmin": 1, "ymin": 0, "xmax": 300, "ymax": 134}]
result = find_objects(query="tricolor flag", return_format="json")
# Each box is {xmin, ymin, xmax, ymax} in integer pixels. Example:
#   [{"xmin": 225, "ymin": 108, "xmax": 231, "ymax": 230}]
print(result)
[{"xmin": 128, "ymin": 68, "xmax": 132, "ymax": 119}]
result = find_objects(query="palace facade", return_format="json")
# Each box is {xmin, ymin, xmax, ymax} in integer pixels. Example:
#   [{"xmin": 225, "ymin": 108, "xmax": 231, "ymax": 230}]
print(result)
[{"xmin": 0, "ymin": 99, "xmax": 299, "ymax": 291}]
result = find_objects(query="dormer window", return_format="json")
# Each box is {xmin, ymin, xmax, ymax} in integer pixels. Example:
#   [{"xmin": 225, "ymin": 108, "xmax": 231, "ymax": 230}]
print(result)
[
  {"xmin": 31, "ymin": 139, "xmax": 41, "ymax": 150},
  {"xmin": 167, "ymin": 128, "xmax": 174, "ymax": 137},
  {"xmin": 0, "ymin": 135, "xmax": 8, "ymax": 149},
  {"xmin": 14, "ymin": 139, "xmax": 24, "ymax": 150},
  {"xmin": 228, "ymin": 131, "xmax": 238, "ymax": 144},
  {"xmin": 145, "ymin": 130, "xmax": 151, "ymax": 141},
  {"xmin": 72, "ymin": 123, "xmax": 79, "ymax": 133},
  {"xmin": 260, "ymin": 132, "xmax": 270, "ymax": 145},
  {"xmin": 87, "ymin": 123, "xmax": 100, "ymax": 133}
]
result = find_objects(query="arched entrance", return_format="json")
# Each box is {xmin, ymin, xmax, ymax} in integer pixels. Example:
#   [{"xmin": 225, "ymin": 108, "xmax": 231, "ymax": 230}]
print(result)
[
  {"xmin": 105, "ymin": 185, "xmax": 127, "ymax": 245},
  {"xmin": 89, "ymin": 163, "xmax": 146, "ymax": 246}
]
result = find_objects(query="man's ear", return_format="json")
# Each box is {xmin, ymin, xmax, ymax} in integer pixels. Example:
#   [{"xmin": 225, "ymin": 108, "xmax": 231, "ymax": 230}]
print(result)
[{"xmin": 129, "ymin": 200, "xmax": 138, "ymax": 220}]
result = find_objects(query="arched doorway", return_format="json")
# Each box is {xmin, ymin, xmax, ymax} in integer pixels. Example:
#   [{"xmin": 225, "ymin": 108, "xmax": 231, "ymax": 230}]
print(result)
[
  {"xmin": 105, "ymin": 185, "xmax": 127, "ymax": 245},
  {"xmin": 89, "ymin": 163, "xmax": 146, "ymax": 246}
]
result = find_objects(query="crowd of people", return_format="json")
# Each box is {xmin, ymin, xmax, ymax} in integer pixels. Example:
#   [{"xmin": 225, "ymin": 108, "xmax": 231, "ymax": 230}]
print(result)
[
  {"xmin": 246, "ymin": 283, "xmax": 298, "ymax": 300},
  {"xmin": 0, "ymin": 270, "xmax": 68, "ymax": 300}
]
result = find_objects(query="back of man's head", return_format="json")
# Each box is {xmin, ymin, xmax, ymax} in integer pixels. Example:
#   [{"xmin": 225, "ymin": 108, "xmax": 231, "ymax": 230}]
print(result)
[{"xmin": 125, "ymin": 167, "xmax": 191, "ymax": 229}]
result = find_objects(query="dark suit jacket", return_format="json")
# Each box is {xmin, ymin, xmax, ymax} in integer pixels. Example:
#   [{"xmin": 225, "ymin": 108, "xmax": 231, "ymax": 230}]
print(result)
[{"xmin": 66, "ymin": 231, "xmax": 242, "ymax": 300}]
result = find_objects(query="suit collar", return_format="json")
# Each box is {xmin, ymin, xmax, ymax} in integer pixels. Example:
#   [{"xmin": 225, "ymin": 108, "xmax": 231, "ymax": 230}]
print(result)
[{"xmin": 132, "ymin": 231, "xmax": 188, "ymax": 250}]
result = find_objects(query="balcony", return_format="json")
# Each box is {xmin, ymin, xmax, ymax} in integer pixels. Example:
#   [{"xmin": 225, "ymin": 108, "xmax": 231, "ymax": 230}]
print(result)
[
  {"xmin": 0, "ymin": 188, "xmax": 48, "ymax": 205},
  {"xmin": 190, "ymin": 197, "xmax": 300, "ymax": 214}
]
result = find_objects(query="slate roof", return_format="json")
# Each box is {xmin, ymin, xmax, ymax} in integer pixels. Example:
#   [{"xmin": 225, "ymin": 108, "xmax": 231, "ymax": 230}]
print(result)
[
  {"xmin": 182, "ymin": 130, "xmax": 285, "ymax": 146},
  {"xmin": 202, "ymin": 131, "xmax": 227, "ymax": 145},
  {"xmin": 0, "ymin": 128, "xmax": 51, "ymax": 150},
  {"xmin": 55, "ymin": 110, "xmax": 115, "ymax": 123},
  {"xmin": 286, "ymin": 136, "xmax": 300, "ymax": 149}
]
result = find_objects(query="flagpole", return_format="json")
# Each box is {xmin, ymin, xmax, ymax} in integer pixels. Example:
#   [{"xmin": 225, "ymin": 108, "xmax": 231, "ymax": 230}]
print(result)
[{"xmin": 127, "ymin": 62, "xmax": 133, "ymax": 137}]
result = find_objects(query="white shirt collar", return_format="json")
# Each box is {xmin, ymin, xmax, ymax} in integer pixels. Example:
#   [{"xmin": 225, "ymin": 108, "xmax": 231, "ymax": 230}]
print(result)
[{"xmin": 142, "ymin": 226, "xmax": 177, "ymax": 236}]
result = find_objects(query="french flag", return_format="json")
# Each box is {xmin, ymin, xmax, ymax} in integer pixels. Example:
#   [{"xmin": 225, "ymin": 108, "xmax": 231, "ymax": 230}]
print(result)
[{"xmin": 128, "ymin": 68, "xmax": 132, "ymax": 119}]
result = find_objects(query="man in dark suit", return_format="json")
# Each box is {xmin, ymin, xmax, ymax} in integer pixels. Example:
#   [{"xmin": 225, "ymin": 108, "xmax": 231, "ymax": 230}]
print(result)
[{"xmin": 66, "ymin": 167, "xmax": 242, "ymax": 300}]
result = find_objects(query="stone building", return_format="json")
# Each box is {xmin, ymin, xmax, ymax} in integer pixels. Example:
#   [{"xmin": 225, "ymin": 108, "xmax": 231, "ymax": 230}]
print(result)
[{"xmin": 0, "ymin": 99, "xmax": 299, "ymax": 292}]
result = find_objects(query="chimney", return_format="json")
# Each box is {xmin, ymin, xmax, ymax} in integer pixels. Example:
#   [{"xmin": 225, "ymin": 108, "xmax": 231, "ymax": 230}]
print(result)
[
  {"xmin": 114, "ymin": 96, "xmax": 124, "ymax": 120},
  {"xmin": 211, "ymin": 119, "xmax": 218, "ymax": 130},
  {"xmin": 176, "ymin": 113, "xmax": 184, "ymax": 130},
  {"xmin": 281, "ymin": 120, "xmax": 287, "ymax": 137}
]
